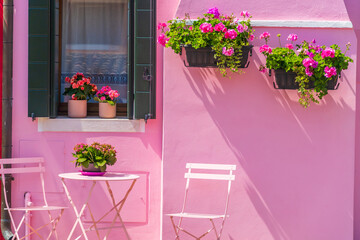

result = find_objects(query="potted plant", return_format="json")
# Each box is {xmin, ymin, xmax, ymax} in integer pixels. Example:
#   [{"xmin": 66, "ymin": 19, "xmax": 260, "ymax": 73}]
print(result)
[
  {"xmin": 72, "ymin": 142, "xmax": 117, "ymax": 175},
  {"xmin": 94, "ymin": 86, "xmax": 120, "ymax": 118},
  {"xmin": 63, "ymin": 73, "xmax": 97, "ymax": 118},
  {"xmin": 259, "ymin": 33, "xmax": 353, "ymax": 107},
  {"xmin": 158, "ymin": 8, "xmax": 255, "ymax": 76}
]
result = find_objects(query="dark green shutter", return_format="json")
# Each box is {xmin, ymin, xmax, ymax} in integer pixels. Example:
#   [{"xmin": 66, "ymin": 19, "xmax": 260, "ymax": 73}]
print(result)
[
  {"xmin": 129, "ymin": 0, "xmax": 156, "ymax": 119},
  {"xmin": 28, "ymin": 0, "xmax": 58, "ymax": 118}
]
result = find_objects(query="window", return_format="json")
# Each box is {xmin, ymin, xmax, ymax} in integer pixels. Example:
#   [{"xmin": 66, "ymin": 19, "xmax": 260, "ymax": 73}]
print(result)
[{"xmin": 28, "ymin": 0, "xmax": 156, "ymax": 119}]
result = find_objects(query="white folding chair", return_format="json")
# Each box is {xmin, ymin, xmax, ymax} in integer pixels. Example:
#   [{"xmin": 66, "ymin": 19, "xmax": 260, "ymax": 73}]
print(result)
[
  {"xmin": 0, "ymin": 157, "xmax": 67, "ymax": 240},
  {"xmin": 167, "ymin": 163, "xmax": 236, "ymax": 240}
]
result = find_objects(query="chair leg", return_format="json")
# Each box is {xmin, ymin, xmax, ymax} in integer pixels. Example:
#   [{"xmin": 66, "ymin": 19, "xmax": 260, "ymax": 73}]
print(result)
[
  {"xmin": 210, "ymin": 219, "xmax": 219, "ymax": 239},
  {"xmin": 170, "ymin": 216, "xmax": 180, "ymax": 240}
]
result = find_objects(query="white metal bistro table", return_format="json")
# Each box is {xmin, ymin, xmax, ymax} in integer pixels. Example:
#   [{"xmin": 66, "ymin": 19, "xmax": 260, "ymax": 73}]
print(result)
[{"xmin": 59, "ymin": 172, "xmax": 139, "ymax": 240}]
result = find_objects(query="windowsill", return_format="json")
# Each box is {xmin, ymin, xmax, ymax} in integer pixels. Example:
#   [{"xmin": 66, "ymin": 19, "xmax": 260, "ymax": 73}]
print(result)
[{"xmin": 37, "ymin": 117, "xmax": 145, "ymax": 132}]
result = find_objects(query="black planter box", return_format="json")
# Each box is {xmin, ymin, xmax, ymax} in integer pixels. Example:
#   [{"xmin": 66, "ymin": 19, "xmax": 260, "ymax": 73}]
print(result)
[
  {"xmin": 183, "ymin": 45, "xmax": 253, "ymax": 68},
  {"xmin": 273, "ymin": 69, "xmax": 339, "ymax": 90}
]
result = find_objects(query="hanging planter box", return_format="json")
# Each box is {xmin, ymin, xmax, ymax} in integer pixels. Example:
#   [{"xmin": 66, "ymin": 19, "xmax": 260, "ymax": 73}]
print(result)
[
  {"xmin": 272, "ymin": 69, "xmax": 339, "ymax": 90},
  {"xmin": 182, "ymin": 45, "xmax": 253, "ymax": 68}
]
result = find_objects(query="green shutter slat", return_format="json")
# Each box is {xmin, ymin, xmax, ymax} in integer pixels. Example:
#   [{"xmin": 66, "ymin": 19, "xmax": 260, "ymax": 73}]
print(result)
[
  {"xmin": 28, "ymin": 0, "xmax": 50, "ymax": 117},
  {"xmin": 132, "ymin": 0, "xmax": 156, "ymax": 119}
]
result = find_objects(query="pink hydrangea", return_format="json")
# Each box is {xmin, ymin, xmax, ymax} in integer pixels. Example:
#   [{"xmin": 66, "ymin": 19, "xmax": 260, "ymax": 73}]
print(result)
[
  {"xmin": 199, "ymin": 23, "xmax": 213, "ymax": 33},
  {"xmin": 224, "ymin": 29, "xmax": 237, "ymax": 39},
  {"xmin": 207, "ymin": 7, "xmax": 220, "ymax": 18},
  {"xmin": 287, "ymin": 34, "xmax": 298, "ymax": 41},
  {"xmin": 222, "ymin": 47, "xmax": 234, "ymax": 56},
  {"xmin": 248, "ymin": 34, "xmax": 255, "ymax": 41},
  {"xmin": 157, "ymin": 33, "xmax": 169, "ymax": 46},
  {"xmin": 259, "ymin": 32, "xmax": 270, "ymax": 40},
  {"xmin": 259, "ymin": 44, "xmax": 272, "ymax": 54},
  {"xmin": 302, "ymin": 58, "xmax": 318, "ymax": 68},
  {"xmin": 214, "ymin": 22, "xmax": 226, "ymax": 32},
  {"xmin": 240, "ymin": 11, "xmax": 250, "ymax": 18},
  {"xmin": 321, "ymin": 48, "xmax": 335, "ymax": 58},
  {"xmin": 324, "ymin": 66, "xmax": 337, "ymax": 78},
  {"xmin": 285, "ymin": 44, "xmax": 293, "ymax": 50}
]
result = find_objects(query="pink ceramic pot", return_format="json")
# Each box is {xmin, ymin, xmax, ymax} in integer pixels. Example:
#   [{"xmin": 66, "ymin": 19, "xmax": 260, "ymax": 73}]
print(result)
[
  {"xmin": 68, "ymin": 100, "xmax": 87, "ymax": 118},
  {"xmin": 99, "ymin": 102, "xmax": 116, "ymax": 118}
]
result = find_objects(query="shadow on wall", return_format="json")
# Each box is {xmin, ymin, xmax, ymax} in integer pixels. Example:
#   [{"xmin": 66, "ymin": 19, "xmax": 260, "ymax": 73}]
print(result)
[
  {"xmin": 343, "ymin": 1, "xmax": 360, "ymax": 240},
  {"xmin": 180, "ymin": 28, "xmax": 355, "ymax": 240}
]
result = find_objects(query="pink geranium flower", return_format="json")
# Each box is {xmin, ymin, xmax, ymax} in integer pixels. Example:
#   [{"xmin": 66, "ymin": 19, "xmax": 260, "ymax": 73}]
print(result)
[
  {"xmin": 222, "ymin": 47, "xmax": 234, "ymax": 56},
  {"xmin": 157, "ymin": 22, "xmax": 167, "ymax": 30},
  {"xmin": 259, "ymin": 32, "xmax": 270, "ymax": 40},
  {"xmin": 259, "ymin": 44, "xmax": 272, "ymax": 54},
  {"xmin": 305, "ymin": 68, "xmax": 313, "ymax": 77},
  {"xmin": 199, "ymin": 23, "xmax": 213, "ymax": 33},
  {"xmin": 237, "ymin": 24, "xmax": 244, "ymax": 33},
  {"xmin": 214, "ymin": 22, "xmax": 226, "ymax": 32},
  {"xmin": 224, "ymin": 29, "xmax": 237, "ymax": 39},
  {"xmin": 302, "ymin": 58, "xmax": 318, "ymax": 68},
  {"xmin": 321, "ymin": 48, "xmax": 335, "ymax": 58},
  {"xmin": 287, "ymin": 34, "xmax": 298, "ymax": 42},
  {"xmin": 285, "ymin": 44, "xmax": 293, "ymax": 50},
  {"xmin": 248, "ymin": 34, "xmax": 255, "ymax": 41},
  {"xmin": 157, "ymin": 33, "xmax": 169, "ymax": 46},
  {"xmin": 207, "ymin": 7, "xmax": 220, "ymax": 18},
  {"xmin": 240, "ymin": 11, "xmax": 250, "ymax": 18},
  {"xmin": 324, "ymin": 66, "xmax": 337, "ymax": 78}
]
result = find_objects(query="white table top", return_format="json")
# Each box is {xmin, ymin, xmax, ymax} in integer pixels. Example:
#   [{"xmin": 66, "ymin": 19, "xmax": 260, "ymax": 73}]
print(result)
[{"xmin": 58, "ymin": 172, "xmax": 139, "ymax": 181}]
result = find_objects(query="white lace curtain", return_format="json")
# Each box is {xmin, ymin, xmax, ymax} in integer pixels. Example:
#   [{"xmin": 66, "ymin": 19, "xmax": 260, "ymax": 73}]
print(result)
[{"xmin": 61, "ymin": 0, "xmax": 128, "ymax": 103}]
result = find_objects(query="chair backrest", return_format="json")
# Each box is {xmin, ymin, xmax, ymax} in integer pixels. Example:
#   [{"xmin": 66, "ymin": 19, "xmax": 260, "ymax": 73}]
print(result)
[
  {"xmin": 0, "ymin": 158, "xmax": 48, "ymax": 207},
  {"xmin": 180, "ymin": 163, "xmax": 236, "ymax": 216}
]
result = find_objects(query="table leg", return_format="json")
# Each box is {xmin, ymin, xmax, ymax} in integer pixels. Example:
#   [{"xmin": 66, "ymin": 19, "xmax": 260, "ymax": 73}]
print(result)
[
  {"xmin": 62, "ymin": 178, "xmax": 97, "ymax": 240},
  {"xmin": 104, "ymin": 179, "xmax": 137, "ymax": 240}
]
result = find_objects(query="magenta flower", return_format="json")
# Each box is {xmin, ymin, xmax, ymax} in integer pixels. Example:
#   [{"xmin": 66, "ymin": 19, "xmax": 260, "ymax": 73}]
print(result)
[
  {"xmin": 248, "ymin": 34, "xmax": 255, "ymax": 41},
  {"xmin": 214, "ymin": 22, "xmax": 226, "ymax": 32},
  {"xmin": 287, "ymin": 34, "xmax": 298, "ymax": 42},
  {"xmin": 207, "ymin": 7, "xmax": 220, "ymax": 18},
  {"xmin": 285, "ymin": 44, "xmax": 293, "ymax": 50},
  {"xmin": 259, "ymin": 32, "xmax": 270, "ymax": 40},
  {"xmin": 237, "ymin": 24, "xmax": 244, "ymax": 33},
  {"xmin": 222, "ymin": 47, "xmax": 234, "ymax": 56},
  {"xmin": 224, "ymin": 29, "xmax": 238, "ymax": 39},
  {"xmin": 199, "ymin": 23, "xmax": 213, "ymax": 33},
  {"xmin": 240, "ymin": 11, "xmax": 250, "ymax": 18},
  {"xmin": 157, "ymin": 33, "xmax": 169, "ymax": 46},
  {"xmin": 189, "ymin": 26, "xmax": 193, "ymax": 31},
  {"xmin": 311, "ymin": 38, "xmax": 316, "ymax": 44},
  {"xmin": 157, "ymin": 22, "xmax": 167, "ymax": 30},
  {"xmin": 302, "ymin": 58, "xmax": 318, "ymax": 68},
  {"xmin": 321, "ymin": 48, "xmax": 335, "ymax": 58},
  {"xmin": 259, "ymin": 44, "xmax": 272, "ymax": 54},
  {"xmin": 259, "ymin": 65, "xmax": 267, "ymax": 73},
  {"xmin": 305, "ymin": 68, "xmax": 313, "ymax": 77},
  {"xmin": 324, "ymin": 66, "xmax": 337, "ymax": 78}
]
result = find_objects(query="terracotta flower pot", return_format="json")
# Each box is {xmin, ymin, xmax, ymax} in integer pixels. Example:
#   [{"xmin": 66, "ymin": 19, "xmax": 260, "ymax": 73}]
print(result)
[
  {"xmin": 68, "ymin": 100, "xmax": 87, "ymax": 118},
  {"xmin": 99, "ymin": 102, "xmax": 116, "ymax": 118}
]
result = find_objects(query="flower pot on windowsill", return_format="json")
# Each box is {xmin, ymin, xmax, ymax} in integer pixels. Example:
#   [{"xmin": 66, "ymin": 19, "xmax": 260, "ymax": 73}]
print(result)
[
  {"xmin": 99, "ymin": 102, "xmax": 116, "ymax": 118},
  {"xmin": 182, "ymin": 45, "xmax": 253, "ymax": 68},
  {"xmin": 272, "ymin": 69, "xmax": 339, "ymax": 90},
  {"xmin": 68, "ymin": 100, "xmax": 87, "ymax": 118}
]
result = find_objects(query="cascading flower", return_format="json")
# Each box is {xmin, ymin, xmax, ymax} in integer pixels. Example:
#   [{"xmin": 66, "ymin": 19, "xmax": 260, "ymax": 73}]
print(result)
[
  {"xmin": 157, "ymin": 33, "xmax": 169, "ymax": 46},
  {"xmin": 157, "ymin": 22, "xmax": 167, "ymax": 30},
  {"xmin": 248, "ymin": 34, "xmax": 255, "ymax": 41},
  {"xmin": 199, "ymin": 23, "xmax": 213, "ymax": 33},
  {"xmin": 224, "ymin": 29, "xmax": 237, "ymax": 39},
  {"xmin": 259, "ymin": 44, "xmax": 272, "ymax": 54},
  {"xmin": 324, "ymin": 66, "xmax": 337, "ymax": 78},
  {"xmin": 222, "ymin": 47, "xmax": 234, "ymax": 56},
  {"xmin": 207, "ymin": 7, "xmax": 220, "ymax": 18},
  {"xmin": 321, "ymin": 48, "xmax": 335, "ymax": 58},
  {"xmin": 302, "ymin": 58, "xmax": 318, "ymax": 68}
]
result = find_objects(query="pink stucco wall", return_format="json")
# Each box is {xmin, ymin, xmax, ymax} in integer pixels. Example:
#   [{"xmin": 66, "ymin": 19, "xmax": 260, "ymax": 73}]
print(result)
[
  {"xmin": 161, "ymin": 1, "xmax": 357, "ymax": 240},
  {"xmin": 12, "ymin": 0, "xmax": 162, "ymax": 239}
]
